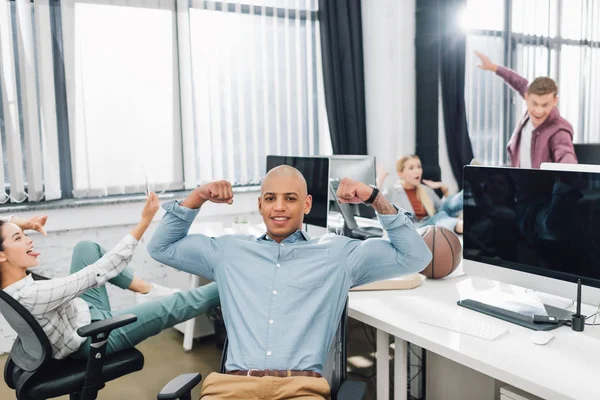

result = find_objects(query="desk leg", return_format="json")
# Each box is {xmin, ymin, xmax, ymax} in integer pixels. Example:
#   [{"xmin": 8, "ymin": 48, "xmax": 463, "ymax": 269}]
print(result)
[
  {"xmin": 394, "ymin": 337, "xmax": 407, "ymax": 400},
  {"xmin": 376, "ymin": 329, "xmax": 390, "ymax": 400},
  {"xmin": 182, "ymin": 274, "xmax": 200, "ymax": 351}
]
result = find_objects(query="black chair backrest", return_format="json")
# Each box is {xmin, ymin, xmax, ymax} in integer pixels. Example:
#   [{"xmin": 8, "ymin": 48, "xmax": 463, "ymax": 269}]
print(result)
[
  {"xmin": 219, "ymin": 298, "xmax": 349, "ymax": 394},
  {"xmin": 573, "ymin": 143, "xmax": 600, "ymax": 165},
  {"xmin": 0, "ymin": 289, "xmax": 52, "ymax": 372}
]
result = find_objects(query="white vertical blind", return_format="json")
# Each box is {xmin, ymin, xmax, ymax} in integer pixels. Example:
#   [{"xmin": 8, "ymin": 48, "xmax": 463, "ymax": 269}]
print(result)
[
  {"xmin": 34, "ymin": 0, "xmax": 61, "ymax": 200},
  {"xmin": 186, "ymin": 0, "xmax": 325, "ymax": 185},
  {"xmin": 176, "ymin": 0, "xmax": 197, "ymax": 190},
  {"xmin": 15, "ymin": 0, "xmax": 44, "ymax": 201},
  {"xmin": 0, "ymin": 0, "xmax": 27, "ymax": 203},
  {"xmin": 61, "ymin": 0, "xmax": 184, "ymax": 197},
  {"xmin": 0, "ymin": 0, "xmax": 328, "ymax": 205},
  {"xmin": 0, "ymin": 0, "xmax": 61, "ymax": 203}
]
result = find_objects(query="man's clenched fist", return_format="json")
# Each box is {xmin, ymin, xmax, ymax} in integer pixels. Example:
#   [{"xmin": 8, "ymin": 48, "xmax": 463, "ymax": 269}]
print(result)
[
  {"xmin": 198, "ymin": 180, "xmax": 234, "ymax": 204},
  {"xmin": 336, "ymin": 178, "xmax": 373, "ymax": 204}
]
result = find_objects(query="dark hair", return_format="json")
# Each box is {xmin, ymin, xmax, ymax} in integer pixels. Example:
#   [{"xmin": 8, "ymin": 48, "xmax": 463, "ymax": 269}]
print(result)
[{"xmin": 527, "ymin": 77, "xmax": 558, "ymax": 97}]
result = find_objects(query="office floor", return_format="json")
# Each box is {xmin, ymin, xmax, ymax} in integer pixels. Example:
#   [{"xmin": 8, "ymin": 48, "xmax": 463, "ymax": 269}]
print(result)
[{"xmin": 0, "ymin": 320, "xmax": 391, "ymax": 400}]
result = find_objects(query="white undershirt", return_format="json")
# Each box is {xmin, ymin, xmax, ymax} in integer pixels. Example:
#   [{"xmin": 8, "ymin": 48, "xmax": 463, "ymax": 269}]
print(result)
[{"xmin": 519, "ymin": 118, "xmax": 534, "ymax": 168}]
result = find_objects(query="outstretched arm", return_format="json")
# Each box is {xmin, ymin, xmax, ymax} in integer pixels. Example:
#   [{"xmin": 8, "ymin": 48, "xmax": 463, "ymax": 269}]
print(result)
[
  {"xmin": 336, "ymin": 178, "xmax": 432, "ymax": 287},
  {"xmin": 18, "ymin": 194, "xmax": 159, "ymax": 315},
  {"xmin": 147, "ymin": 181, "xmax": 233, "ymax": 280},
  {"xmin": 475, "ymin": 51, "xmax": 529, "ymax": 99}
]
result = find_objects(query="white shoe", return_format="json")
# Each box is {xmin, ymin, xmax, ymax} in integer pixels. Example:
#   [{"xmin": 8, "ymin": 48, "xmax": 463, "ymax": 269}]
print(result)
[{"xmin": 135, "ymin": 283, "xmax": 181, "ymax": 305}]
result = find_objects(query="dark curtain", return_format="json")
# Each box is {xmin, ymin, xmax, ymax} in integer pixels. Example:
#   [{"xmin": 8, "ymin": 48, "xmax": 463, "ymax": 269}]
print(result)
[
  {"xmin": 416, "ymin": 0, "xmax": 442, "ymax": 182},
  {"xmin": 319, "ymin": 0, "xmax": 367, "ymax": 155},
  {"xmin": 440, "ymin": 0, "xmax": 474, "ymax": 187}
]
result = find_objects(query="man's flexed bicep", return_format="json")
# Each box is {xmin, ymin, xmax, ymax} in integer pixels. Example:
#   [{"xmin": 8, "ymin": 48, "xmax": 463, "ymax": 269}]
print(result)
[
  {"xmin": 344, "ymin": 215, "xmax": 432, "ymax": 288},
  {"xmin": 147, "ymin": 201, "xmax": 222, "ymax": 280}
]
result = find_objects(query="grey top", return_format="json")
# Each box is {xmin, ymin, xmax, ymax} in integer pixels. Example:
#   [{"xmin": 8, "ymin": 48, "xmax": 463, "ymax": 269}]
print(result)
[{"xmin": 385, "ymin": 182, "xmax": 442, "ymax": 222}]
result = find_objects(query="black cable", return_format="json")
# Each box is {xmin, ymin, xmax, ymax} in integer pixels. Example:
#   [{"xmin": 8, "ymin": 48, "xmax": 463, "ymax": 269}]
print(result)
[
  {"xmin": 409, "ymin": 343, "xmax": 422, "ymax": 362},
  {"xmin": 409, "ymin": 367, "xmax": 423, "ymax": 383}
]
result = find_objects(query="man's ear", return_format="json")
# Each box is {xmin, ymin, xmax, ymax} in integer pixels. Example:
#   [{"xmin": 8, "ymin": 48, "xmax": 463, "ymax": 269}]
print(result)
[
  {"xmin": 524, "ymin": 92, "xmax": 529, "ymax": 101},
  {"xmin": 0, "ymin": 252, "xmax": 7, "ymax": 263},
  {"xmin": 258, "ymin": 196, "xmax": 263, "ymax": 215},
  {"xmin": 304, "ymin": 194, "xmax": 313, "ymax": 215},
  {"xmin": 554, "ymin": 94, "xmax": 559, "ymax": 106}
]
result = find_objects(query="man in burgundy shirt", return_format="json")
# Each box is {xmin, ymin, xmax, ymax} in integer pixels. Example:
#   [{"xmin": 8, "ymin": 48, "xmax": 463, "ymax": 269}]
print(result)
[{"xmin": 475, "ymin": 52, "xmax": 577, "ymax": 169}]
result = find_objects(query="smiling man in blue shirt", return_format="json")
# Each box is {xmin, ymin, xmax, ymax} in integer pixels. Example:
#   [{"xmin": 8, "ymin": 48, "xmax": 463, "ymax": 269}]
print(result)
[{"xmin": 148, "ymin": 166, "xmax": 431, "ymax": 399}]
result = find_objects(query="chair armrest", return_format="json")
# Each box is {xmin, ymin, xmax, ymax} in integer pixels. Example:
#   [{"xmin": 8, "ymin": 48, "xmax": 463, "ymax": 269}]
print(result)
[
  {"xmin": 338, "ymin": 380, "xmax": 367, "ymax": 400},
  {"xmin": 3, "ymin": 355, "xmax": 16, "ymax": 389},
  {"xmin": 77, "ymin": 314, "xmax": 137, "ymax": 338},
  {"xmin": 157, "ymin": 373, "xmax": 202, "ymax": 400}
]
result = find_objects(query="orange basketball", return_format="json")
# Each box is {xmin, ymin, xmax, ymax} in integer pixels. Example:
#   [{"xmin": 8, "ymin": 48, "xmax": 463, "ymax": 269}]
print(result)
[{"xmin": 418, "ymin": 226, "xmax": 462, "ymax": 279}]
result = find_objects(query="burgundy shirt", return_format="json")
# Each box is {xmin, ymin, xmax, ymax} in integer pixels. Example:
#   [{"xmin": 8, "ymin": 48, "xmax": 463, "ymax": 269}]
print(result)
[
  {"xmin": 496, "ymin": 66, "xmax": 578, "ymax": 168},
  {"xmin": 405, "ymin": 188, "xmax": 427, "ymax": 220}
]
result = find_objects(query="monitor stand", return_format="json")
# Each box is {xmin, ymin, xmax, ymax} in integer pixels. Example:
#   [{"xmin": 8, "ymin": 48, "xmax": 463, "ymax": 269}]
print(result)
[{"xmin": 457, "ymin": 298, "xmax": 573, "ymax": 331}]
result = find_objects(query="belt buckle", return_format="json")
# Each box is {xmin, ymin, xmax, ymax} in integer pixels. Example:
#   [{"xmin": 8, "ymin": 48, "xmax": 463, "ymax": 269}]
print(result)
[{"xmin": 247, "ymin": 369, "xmax": 258, "ymax": 377}]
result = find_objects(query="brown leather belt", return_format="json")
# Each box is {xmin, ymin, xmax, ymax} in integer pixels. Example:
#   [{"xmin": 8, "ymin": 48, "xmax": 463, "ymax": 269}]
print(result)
[{"xmin": 226, "ymin": 369, "xmax": 322, "ymax": 378}]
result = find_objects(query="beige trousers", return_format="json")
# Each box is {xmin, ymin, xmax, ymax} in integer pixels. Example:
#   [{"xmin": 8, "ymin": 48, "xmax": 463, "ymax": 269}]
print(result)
[{"xmin": 200, "ymin": 372, "xmax": 331, "ymax": 400}]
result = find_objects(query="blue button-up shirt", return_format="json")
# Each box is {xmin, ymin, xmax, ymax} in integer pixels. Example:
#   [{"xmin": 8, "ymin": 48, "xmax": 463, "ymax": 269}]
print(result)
[{"xmin": 148, "ymin": 201, "xmax": 431, "ymax": 373}]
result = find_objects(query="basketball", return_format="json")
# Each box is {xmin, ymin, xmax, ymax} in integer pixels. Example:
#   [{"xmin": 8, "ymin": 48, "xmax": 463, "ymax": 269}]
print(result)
[{"xmin": 418, "ymin": 226, "xmax": 462, "ymax": 279}]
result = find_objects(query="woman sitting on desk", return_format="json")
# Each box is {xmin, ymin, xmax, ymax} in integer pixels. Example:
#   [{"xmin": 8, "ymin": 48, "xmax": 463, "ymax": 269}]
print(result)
[
  {"xmin": 0, "ymin": 193, "xmax": 219, "ymax": 360},
  {"xmin": 378, "ymin": 155, "xmax": 463, "ymax": 234}
]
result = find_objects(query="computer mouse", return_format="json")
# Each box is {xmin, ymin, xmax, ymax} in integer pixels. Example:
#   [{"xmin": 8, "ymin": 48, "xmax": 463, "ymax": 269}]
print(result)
[{"xmin": 530, "ymin": 331, "xmax": 555, "ymax": 345}]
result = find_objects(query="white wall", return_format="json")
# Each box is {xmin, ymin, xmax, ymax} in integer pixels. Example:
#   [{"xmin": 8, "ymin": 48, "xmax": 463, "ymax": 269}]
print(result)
[
  {"xmin": 362, "ymin": 0, "xmax": 416, "ymax": 189},
  {"xmin": 362, "ymin": 1, "xmax": 461, "ymax": 194}
]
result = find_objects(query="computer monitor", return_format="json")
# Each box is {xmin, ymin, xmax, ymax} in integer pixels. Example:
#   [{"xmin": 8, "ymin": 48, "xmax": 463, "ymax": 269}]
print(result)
[
  {"xmin": 329, "ymin": 155, "xmax": 377, "ymax": 219},
  {"xmin": 462, "ymin": 166, "xmax": 600, "ymax": 323},
  {"xmin": 265, "ymin": 155, "xmax": 329, "ymax": 228}
]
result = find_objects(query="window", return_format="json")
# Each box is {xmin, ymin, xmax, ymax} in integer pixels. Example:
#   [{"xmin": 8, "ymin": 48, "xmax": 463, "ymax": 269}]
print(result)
[
  {"xmin": 186, "ymin": 0, "xmax": 326, "ymax": 186},
  {"xmin": 0, "ymin": 0, "xmax": 328, "ymax": 203},
  {"xmin": 0, "ymin": 0, "xmax": 61, "ymax": 203},
  {"xmin": 465, "ymin": 0, "xmax": 600, "ymax": 165},
  {"xmin": 61, "ymin": 0, "xmax": 183, "ymax": 197}
]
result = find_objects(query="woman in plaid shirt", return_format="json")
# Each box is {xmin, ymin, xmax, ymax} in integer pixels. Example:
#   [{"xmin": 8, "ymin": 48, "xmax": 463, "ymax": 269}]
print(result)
[{"xmin": 0, "ymin": 193, "xmax": 219, "ymax": 360}]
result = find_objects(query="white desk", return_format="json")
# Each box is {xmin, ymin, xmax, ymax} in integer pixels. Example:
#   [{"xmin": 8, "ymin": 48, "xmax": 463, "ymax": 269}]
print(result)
[{"xmin": 349, "ymin": 275, "xmax": 600, "ymax": 400}]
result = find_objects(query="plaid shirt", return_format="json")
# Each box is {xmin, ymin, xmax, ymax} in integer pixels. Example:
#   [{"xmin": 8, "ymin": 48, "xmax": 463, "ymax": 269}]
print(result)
[{"xmin": 4, "ymin": 234, "xmax": 138, "ymax": 359}]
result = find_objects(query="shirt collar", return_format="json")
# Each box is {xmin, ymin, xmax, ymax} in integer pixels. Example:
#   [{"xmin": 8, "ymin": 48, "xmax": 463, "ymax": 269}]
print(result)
[{"xmin": 258, "ymin": 229, "xmax": 311, "ymax": 243}]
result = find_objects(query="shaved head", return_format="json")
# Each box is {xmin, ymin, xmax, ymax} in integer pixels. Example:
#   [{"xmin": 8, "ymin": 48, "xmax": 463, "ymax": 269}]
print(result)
[
  {"xmin": 259, "ymin": 165, "xmax": 312, "ymax": 242},
  {"xmin": 261, "ymin": 165, "xmax": 307, "ymax": 196}
]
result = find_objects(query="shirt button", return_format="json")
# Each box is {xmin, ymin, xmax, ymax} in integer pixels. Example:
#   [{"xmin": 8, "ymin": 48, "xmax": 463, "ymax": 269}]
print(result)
[
  {"xmin": 269, "ymin": 319, "xmax": 274, "ymax": 325},
  {"xmin": 276, "ymin": 264, "xmax": 281, "ymax": 268},
  {"xmin": 272, "ymin": 290, "xmax": 278, "ymax": 295},
  {"xmin": 267, "ymin": 351, "xmax": 272, "ymax": 356}
]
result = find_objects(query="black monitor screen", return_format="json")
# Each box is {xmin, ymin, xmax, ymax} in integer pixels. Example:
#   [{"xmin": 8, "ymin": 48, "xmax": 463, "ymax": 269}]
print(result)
[
  {"xmin": 266, "ymin": 155, "xmax": 329, "ymax": 228},
  {"xmin": 463, "ymin": 166, "xmax": 600, "ymax": 289}
]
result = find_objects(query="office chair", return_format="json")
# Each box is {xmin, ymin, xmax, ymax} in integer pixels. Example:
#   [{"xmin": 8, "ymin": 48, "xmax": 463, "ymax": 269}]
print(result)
[
  {"xmin": 218, "ymin": 298, "xmax": 367, "ymax": 400},
  {"xmin": 1, "ymin": 288, "xmax": 201, "ymax": 400}
]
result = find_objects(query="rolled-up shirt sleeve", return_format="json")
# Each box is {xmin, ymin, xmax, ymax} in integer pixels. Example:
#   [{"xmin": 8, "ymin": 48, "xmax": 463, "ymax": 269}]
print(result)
[{"xmin": 344, "ymin": 205, "xmax": 432, "ymax": 287}]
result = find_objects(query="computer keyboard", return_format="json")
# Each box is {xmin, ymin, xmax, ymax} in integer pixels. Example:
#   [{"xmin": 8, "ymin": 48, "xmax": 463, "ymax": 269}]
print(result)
[{"xmin": 420, "ymin": 312, "xmax": 509, "ymax": 341}]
